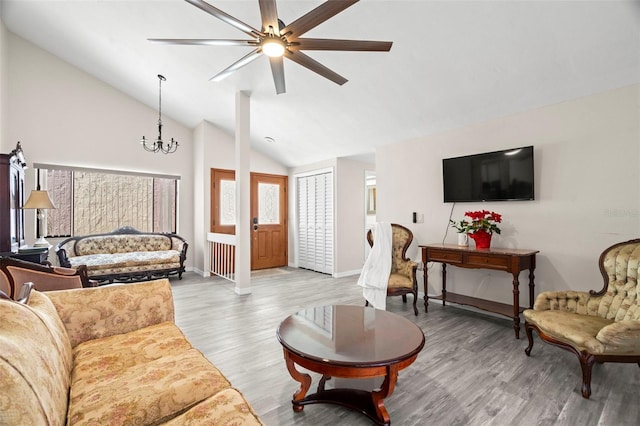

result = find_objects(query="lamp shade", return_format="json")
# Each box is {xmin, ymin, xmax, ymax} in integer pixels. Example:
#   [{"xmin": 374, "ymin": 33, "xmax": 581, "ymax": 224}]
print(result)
[{"xmin": 23, "ymin": 190, "xmax": 56, "ymax": 209}]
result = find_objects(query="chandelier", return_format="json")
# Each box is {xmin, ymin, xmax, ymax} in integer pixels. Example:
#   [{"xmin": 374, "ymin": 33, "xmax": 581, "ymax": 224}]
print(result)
[{"xmin": 140, "ymin": 74, "xmax": 178, "ymax": 154}]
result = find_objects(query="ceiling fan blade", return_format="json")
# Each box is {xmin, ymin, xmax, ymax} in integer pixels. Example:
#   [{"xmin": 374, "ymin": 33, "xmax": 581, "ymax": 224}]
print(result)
[
  {"xmin": 185, "ymin": 0, "xmax": 263, "ymax": 38},
  {"xmin": 284, "ymin": 50, "xmax": 347, "ymax": 86},
  {"xmin": 148, "ymin": 38, "xmax": 258, "ymax": 47},
  {"xmin": 282, "ymin": 0, "xmax": 359, "ymax": 40},
  {"xmin": 293, "ymin": 38, "xmax": 392, "ymax": 52},
  {"xmin": 209, "ymin": 49, "xmax": 263, "ymax": 82},
  {"xmin": 259, "ymin": 0, "xmax": 279, "ymax": 35},
  {"xmin": 269, "ymin": 56, "xmax": 286, "ymax": 94}
]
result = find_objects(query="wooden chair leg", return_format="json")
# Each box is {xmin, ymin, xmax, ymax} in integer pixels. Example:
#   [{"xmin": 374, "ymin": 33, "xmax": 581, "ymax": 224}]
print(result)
[
  {"xmin": 402, "ymin": 294, "xmax": 407, "ymax": 303},
  {"xmin": 412, "ymin": 292, "xmax": 418, "ymax": 316},
  {"xmin": 579, "ymin": 353, "xmax": 595, "ymax": 399},
  {"xmin": 524, "ymin": 322, "xmax": 535, "ymax": 356}
]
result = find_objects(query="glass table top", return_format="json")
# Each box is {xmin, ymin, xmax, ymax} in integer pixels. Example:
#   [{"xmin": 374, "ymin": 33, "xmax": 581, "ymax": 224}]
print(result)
[{"xmin": 277, "ymin": 305, "xmax": 425, "ymax": 366}]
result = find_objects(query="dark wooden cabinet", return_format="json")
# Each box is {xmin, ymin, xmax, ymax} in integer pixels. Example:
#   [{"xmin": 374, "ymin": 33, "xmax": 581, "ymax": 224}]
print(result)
[
  {"xmin": 1, "ymin": 249, "xmax": 49, "ymax": 265},
  {"xmin": 0, "ymin": 143, "xmax": 26, "ymax": 253}
]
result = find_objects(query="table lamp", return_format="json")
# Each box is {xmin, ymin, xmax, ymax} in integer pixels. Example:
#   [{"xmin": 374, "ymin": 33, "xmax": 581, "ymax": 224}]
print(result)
[{"xmin": 22, "ymin": 189, "xmax": 56, "ymax": 247}]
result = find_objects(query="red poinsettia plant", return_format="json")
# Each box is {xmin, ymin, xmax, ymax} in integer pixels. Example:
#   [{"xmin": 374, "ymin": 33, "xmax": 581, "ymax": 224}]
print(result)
[
  {"xmin": 451, "ymin": 210, "xmax": 502, "ymax": 235},
  {"xmin": 465, "ymin": 210, "xmax": 502, "ymax": 234}
]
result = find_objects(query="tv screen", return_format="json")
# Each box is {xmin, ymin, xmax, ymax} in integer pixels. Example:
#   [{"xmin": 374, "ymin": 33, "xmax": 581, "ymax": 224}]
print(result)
[{"xmin": 443, "ymin": 146, "xmax": 535, "ymax": 202}]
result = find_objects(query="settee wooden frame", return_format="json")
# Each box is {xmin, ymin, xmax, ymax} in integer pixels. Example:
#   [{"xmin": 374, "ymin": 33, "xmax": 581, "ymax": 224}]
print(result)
[
  {"xmin": 524, "ymin": 238, "xmax": 640, "ymax": 398},
  {"xmin": 55, "ymin": 226, "xmax": 188, "ymax": 284}
]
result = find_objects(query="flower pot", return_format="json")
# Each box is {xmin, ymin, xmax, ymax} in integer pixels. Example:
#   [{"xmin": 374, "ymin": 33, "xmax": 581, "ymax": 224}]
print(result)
[
  {"xmin": 470, "ymin": 230, "xmax": 492, "ymax": 249},
  {"xmin": 457, "ymin": 233, "xmax": 468, "ymax": 247}
]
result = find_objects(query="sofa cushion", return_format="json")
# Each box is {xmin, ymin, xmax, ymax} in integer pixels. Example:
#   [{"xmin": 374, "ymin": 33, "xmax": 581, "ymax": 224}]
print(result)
[
  {"xmin": 388, "ymin": 272, "xmax": 413, "ymax": 289},
  {"xmin": 164, "ymin": 388, "xmax": 263, "ymax": 425},
  {"xmin": 68, "ymin": 348, "xmax": 231, "ymax": 425},
  {"xmin": 71, "ymin": 321, "xmax": 193, "ymax": 384},
  {"xmin": 74, "ymin": 234, "xmax": 173, "ymax": 256},
  {"xmin": 68, "ymin": 250, "xmax": 181, "ymax": 271},
  {"xmin": 0, "ymin": 291, "xmax": 72, "ymax": 426},
  {"xmin": 524, "ymin": 309, "xmax": 613, "ymax": 353},
  {"xmin": 47, "ymin": 279, "xmax": 175, "ymax": 348}
]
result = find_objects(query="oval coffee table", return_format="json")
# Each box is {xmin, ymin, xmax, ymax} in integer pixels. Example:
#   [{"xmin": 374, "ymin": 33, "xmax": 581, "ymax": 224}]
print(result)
[{"xmin": 277, "ymin": 305, "xmax": 425, "ymax": 425}]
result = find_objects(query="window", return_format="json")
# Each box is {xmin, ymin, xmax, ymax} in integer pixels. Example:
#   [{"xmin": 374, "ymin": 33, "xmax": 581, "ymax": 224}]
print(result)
[{"xmin": 35, "ymin": 164, "xmax": 179, "ymax": 237}]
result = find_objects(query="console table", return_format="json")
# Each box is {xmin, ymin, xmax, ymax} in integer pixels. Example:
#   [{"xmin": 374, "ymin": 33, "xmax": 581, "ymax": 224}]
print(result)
[{"xmin": 420, "ymin": 244, "xmax": 539, "ymax": 339}]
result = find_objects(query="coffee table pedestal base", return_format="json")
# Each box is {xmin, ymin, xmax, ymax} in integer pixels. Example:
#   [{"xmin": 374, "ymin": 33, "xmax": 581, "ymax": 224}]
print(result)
[
  {"xmin": 295, "ymin": 387, "xmax": 388, "ymax": 425},
  {"xmin": 284, "ymin": 349, "xmax": 416, "ymax": 426}
]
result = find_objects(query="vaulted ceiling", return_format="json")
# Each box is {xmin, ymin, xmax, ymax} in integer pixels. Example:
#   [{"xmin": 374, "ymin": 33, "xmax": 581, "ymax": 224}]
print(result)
[{"xmin": 2, "ymin": 1, "xmax": 639, "ymax": 167}]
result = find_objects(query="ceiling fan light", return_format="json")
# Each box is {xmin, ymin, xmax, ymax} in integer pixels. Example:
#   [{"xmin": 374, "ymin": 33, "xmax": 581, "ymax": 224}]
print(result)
[{"xmin": 263, "ymin": 39, "xmax": 285, "ymax": 57}]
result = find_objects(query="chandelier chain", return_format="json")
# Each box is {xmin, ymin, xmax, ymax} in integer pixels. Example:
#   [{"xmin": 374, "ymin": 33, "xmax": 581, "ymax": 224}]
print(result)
[{"xmin": 140, "ymin": 74, "xmax": 177, "ymax": 154}]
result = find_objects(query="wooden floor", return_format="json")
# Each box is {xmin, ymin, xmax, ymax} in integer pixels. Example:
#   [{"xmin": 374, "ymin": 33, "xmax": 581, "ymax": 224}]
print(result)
[{"xmin": 170, "ymin": 268, "xmax": 639, "ymax": 426}]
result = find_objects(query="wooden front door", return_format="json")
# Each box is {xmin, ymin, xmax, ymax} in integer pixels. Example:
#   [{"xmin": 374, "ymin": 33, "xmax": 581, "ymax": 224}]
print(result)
[
  {"xmin": 210, "ymin": 169, "xmax": 287, "ymax": 270},
  {"xmin": 210, "ymin": 169, "xmax": 236, "ymax": 235},
  {"xmin": 250, "ymin": 173, "xmax": 288, "ymax": 270}
]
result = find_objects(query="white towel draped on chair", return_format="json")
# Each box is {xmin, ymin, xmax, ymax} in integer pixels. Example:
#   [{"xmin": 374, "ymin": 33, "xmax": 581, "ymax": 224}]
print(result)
[{"xmin": 357, "ymin": 222, "xmax": 392, "ymax": 310}]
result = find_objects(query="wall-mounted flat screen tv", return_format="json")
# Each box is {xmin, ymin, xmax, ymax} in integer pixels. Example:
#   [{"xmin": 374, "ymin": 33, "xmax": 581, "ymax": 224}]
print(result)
[{"xmin": 443, "ymin": 146, "xmax": 535, "ymax": 202}]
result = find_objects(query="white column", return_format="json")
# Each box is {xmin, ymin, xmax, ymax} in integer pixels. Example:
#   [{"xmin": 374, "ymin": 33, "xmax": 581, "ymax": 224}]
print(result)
[
  {"xmin": 234, "ymin": 91, "xmax": 251, "ymax": 295},
  {"xmin": 192, "ymin": 122, "xmax": 208, "ymax": 276}
]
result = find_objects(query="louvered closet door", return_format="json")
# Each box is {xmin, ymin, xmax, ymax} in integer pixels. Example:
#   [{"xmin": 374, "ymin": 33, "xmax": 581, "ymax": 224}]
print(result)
[
  {"xmin": 297, "ymin": 176, "xmax": 310, "ymax": 269},
  {"xmin": 316, "ymin": 172, "xmax": 333, "ymax": 274},
  {"xmin": 297, "ymin": 171, "xmax": 333, "ymax": 274}
]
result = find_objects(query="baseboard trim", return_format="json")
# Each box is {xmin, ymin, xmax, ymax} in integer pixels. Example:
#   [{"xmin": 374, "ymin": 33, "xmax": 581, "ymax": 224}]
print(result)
[
  {"xmin": 333, "ymin": 269, "xmax": 361, "ymax": 278},
  {"xmin": 187, "ymin": 266, "xmax": 207, "ymax": 277}
]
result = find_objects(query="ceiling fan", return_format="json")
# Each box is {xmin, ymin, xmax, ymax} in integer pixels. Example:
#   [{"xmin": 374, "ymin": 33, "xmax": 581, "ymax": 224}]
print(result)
[{"xmin": 149, "ymin": 0, "xmax": 392, "ymax": 94}]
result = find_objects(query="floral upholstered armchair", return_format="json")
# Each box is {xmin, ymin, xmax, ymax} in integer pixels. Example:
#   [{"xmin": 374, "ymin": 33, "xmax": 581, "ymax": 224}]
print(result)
[
  {"xmin": 366, "ymin": 223, "xmax": 419, "ymax": 315},
  {"xmin": 524, "ymin": 239, "xmax": 640, "ymax": 398}
]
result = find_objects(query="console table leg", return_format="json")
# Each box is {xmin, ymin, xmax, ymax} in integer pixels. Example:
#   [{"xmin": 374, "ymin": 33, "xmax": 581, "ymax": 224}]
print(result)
[
  {"xmin": 528, "ymin": 265, "xmax": 536, "ymax": 309},
  {"xmin": 441, "ymin": 263, "xmax": 447, "ymax": 306},
  {"xmin": 512, "ymin": 273, "xmax": 521, "ymax": 339},
  {"xmin": 423, "ymin": 262, "xmax": 429, "ymax": 312},
  {"xmin": 283, "ymin": 349, "xmax": 312, "ymax": 412}
]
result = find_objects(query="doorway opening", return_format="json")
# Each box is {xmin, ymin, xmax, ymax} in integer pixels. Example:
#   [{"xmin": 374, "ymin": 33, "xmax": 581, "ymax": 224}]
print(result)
[{"xmin": 210, "ymin": 168, "xmax": 288, "ymax": 273}]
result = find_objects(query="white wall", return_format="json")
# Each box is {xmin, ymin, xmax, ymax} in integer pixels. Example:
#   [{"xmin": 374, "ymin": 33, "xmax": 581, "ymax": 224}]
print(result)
[
  {"xmin": 335, "ymin": 157, "xmax": 373, "ymax": 276},
  {"xmin": 377, "ymin": 84, "xmax": 640, "ymax": 306},
  {"xmin": 6, "ymin": 34, "xmax": 195, "ymax": 263},
  {"xmin": 0, "ymin": 15, "xmax": 8, "ymax": 149},
  {"xmin": 4, "ymin": 33, "xmax": 288, "ymax": 273}
]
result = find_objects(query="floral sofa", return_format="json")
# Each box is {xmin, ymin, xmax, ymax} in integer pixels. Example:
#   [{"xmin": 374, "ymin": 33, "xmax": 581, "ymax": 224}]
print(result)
[
  {"xmin": 56, "ymin": 226, "xmax": 188, "ymax": 284},
  {"xmin": 0, "ymin": 278, "xmax": 263, "ymax": 425}
]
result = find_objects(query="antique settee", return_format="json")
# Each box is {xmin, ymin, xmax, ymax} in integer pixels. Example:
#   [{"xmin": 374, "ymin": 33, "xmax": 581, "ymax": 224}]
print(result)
[
  {"xmin": 0, "ymin": 278, "xmax": 263, "ymax": 425},
  {"xmin": 524, "ymin": 238, "xmax": 640, "ymax": 398},
  {"xmin": 56, "ymin": 226, "xmax": 188, "ymax": 284}
]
